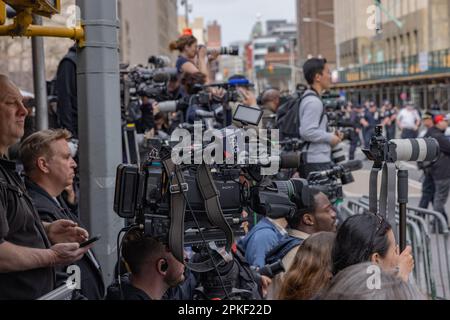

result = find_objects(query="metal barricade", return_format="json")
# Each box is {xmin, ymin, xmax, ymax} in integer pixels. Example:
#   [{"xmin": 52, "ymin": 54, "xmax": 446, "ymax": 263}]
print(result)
[{"xmin": 343, "ymin": 198, "xmax": 449, "ymax": 299}]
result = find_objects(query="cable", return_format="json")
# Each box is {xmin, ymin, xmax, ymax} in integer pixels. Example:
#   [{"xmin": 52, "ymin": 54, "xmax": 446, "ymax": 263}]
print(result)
[
  {"xmin": 173, "ymin": 165, "xmax": 231, "ymax": 300},
  {"xmin": 117, "ymin": 224, "xmax": 141, "ymax": 300}
]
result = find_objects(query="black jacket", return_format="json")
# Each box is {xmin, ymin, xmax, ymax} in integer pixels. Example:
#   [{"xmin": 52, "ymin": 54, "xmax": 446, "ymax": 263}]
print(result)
[
  {"xmin": 25, "ymin": 179, "xmax": 105, "ymax": 300},
  {"xmin": 105, "ymin": 274, "xmax": 151, "ymax": 300},
  {"xmin": 425, "ymin": 126, "xmax": 450, "ymax": 180},
  {"xmin": 56, "ymin": 45, "xmax": 78, "ymax": 138}
]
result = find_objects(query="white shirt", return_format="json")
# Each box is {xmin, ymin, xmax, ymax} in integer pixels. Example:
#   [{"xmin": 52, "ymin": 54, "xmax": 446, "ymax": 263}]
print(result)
[{"xmin": 397, "ymin": 108, "xmax": 420, "ymax": 129}]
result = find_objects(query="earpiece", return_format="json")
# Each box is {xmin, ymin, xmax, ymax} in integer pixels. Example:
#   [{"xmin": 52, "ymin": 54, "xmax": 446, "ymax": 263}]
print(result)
[{"xmin": 160, "ymin": 258, "xmax": 168, "ymax": 272}]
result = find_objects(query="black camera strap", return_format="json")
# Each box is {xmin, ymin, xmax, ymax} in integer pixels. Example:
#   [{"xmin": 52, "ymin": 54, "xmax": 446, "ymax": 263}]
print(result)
[
  {"xmin": 162, "ymin": 158, "xmax": 234, "ymax": 273},
  {"xmin": 369, "ymin": 164, "xmax": 381, "ymax": 214},
  {"xmin": 379, "ymin": 162, "xmax": 398, "ymax": 240},
  {"xmin": 369, "ymin": 161, "xmax": 398, "ymax": 241},
  {"xmin": 196, "ymin": 164, "xmax": 234, "ymax": 255},
  {"xmin": 162, "ymin": 157, "xmax": 187, "ymax": 266}
]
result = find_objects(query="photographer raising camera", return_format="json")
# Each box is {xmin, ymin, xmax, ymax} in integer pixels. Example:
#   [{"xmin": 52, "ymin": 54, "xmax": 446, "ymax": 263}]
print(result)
[{"xmin": 169, "ymin": 34, "xmax": 219, "ymax": 84}]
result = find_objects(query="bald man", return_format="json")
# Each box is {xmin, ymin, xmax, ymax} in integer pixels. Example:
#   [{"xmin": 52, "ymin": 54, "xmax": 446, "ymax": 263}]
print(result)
[{"xmin": 0, "ymin": 75, "xmax": 91, "ymax": 300}]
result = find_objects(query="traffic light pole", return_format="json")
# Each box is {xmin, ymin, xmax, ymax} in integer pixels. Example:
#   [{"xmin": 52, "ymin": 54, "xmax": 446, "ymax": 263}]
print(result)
[
  {"xmin": 31, "ymin": 15, "xmax": 48, "ymax": 131},
  {"xmin": 76, "ymin": 0, "xmax": 122, "ymax": 283}
]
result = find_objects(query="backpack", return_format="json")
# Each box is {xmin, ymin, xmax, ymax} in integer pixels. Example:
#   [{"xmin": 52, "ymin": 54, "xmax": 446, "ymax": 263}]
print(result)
[
  {"xmin": 265, "ymin": 236, "xmax": 304, "ymax": 266},
  {"xmin": 276, "ymin": 90, "xmax": 324, "ymax": 142}
]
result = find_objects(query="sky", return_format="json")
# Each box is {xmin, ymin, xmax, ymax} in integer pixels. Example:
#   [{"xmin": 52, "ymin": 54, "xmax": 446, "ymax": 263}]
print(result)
[{"xmin": 184, "ymin": 0, "xmax": 297, "ymax": 46}]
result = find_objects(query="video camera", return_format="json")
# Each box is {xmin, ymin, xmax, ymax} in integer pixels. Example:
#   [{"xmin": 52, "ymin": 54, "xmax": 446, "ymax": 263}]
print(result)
[
  {"xmin": 322, "ymin": 91, "xmax": 356, "ymax": 141},
  {"xmin": 113, "ymin": 106, "xmax": 309, "ymax": 260},
  {"xmin": 120, "ymin": 56, "xmax": 177, "ymax": 124},
  {"xmin": 307, "ymin": 160, "xmax": 363, "ymax": 204}
]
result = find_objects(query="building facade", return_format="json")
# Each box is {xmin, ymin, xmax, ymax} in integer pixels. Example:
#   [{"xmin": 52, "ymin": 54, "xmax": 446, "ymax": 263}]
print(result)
[
  {"xmin": 297, "ymin": 0, "xmax": 336, "ymax": 67},
  {"xmin": 118, "ymin": 0, "xmax": 178, "ymax": 67},
  {"xmin": 333, "ymin": 0, "xmax": 450, "ymax": 111}
]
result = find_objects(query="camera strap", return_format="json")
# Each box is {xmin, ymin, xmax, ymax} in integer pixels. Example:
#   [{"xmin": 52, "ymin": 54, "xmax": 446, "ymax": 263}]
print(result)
[
  {"xmin": 162, "ymin": 157, "xmax": 188, "ymax": 266},
  {"xmin": 196, "ymin": 164, "xmax": 234, "ymax": 255},
  {"xmin": 369, "ymin": 162, "xmax": 398, "ymax": 241},
  {"xmin": 379, "ymin": 162, "xmax": 398, "ymax": 240},
  {"xmin": 162, "ymin": 158, "xmax": 233, "ymax": 273},
  {"xmin": 369, "ymin": 164, "xmax": 381, "ymax": 214}
]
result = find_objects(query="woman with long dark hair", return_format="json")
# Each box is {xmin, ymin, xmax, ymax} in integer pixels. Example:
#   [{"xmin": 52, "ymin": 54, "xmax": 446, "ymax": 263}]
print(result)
[
  {"xmin": 332, "ymin": 214, "xmax": 414, "ymax": 282},
  {"xmin": 278, "ymin": 232, "xmax": 335, "ymax": 300}
]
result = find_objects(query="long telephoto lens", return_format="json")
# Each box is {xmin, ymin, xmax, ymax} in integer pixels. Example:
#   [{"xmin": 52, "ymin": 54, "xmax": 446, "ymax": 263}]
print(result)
[
  {"xmin": 390, "ymin": 138, "xmax": 439, "ymax": 162},
  {"xmin": 219, "ymin": 46, "xmax": 239, "ymax": 56},
  {"xmin": 279, "ymin": 151, "xmax": 302, "ymax": 169}
]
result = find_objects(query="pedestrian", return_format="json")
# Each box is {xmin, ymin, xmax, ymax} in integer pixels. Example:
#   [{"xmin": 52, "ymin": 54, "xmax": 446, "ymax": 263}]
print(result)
[
  {"xmin": 396, "ymin": 102, "xmax": 421, "ymax": 139},
  {"xmin": 424, "ymin": 114, "xmax": 450, "ymax": 227}
]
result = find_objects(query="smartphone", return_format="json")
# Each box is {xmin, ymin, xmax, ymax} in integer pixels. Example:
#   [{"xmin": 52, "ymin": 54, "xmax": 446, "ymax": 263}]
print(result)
[{"xmin": 79, "ymin": 235, "xmax": 101, "ymax": 248}]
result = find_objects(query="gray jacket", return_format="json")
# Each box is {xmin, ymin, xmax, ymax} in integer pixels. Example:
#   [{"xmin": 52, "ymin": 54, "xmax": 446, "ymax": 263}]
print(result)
[{"xmin": 299, "ymin": 90, "xmax": 334, "ymax": 163}]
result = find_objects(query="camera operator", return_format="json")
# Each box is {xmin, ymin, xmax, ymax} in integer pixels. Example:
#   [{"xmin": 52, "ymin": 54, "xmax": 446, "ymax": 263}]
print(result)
[
  {"xmin": 0, "ymin": 75, "xmax": 91, "ymax": 300},
  {"xmin": 169, "ymin": 34, "xmax": 219, "ymax": 83},
  {"xmin": 265, "ymin": 189, "xmax": 337, "ymax": 299},
  {"xmin": 106, "ymin": 231, "xmax": 186, "ymax": 300},
  {"xmin": 299, "ymin": 58, "xmax": 343, "ymax": 178},
  {"xmin": 260, "ymin": 88, "xmax": 281, "ymax": 129}
]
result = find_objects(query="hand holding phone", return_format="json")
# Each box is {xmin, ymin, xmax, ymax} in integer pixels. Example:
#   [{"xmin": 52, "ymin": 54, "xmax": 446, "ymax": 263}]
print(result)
[{"xmin": 79, "ymin": 235, "xmax": 101, "ymax": 248}]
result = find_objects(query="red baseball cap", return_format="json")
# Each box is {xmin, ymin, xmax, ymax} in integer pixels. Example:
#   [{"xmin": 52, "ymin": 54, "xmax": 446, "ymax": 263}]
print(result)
[{"xmin": 434, "ymin": 114, "xmax": 448, "ymax": 125}]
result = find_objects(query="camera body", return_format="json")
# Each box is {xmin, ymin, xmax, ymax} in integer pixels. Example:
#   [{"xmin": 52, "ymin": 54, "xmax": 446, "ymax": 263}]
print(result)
[{"xmin": 114, "ymin": 112, "xmax": 312, "ymax": 249}]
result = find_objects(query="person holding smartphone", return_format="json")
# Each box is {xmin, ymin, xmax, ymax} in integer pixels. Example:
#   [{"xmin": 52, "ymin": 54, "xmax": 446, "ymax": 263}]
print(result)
[
  {"xmin": 0, "ymin": 75, "xmax": 91, "ymax": 300},
  {"xmin": 19, "ymin": 129, "xmax": 105, "ymax": 300}
]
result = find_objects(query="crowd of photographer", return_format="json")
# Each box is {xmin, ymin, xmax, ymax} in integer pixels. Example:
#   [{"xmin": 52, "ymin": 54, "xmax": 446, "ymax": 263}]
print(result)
[{"xmin": 0, "ymin": 29, "xmax": 446, "ymax": 301}]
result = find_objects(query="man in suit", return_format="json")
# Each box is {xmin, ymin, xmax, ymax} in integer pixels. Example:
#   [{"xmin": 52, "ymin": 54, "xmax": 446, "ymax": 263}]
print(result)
[{"xmin": 19, "ymin": 129, "xmax": 105, "ymax": 299}]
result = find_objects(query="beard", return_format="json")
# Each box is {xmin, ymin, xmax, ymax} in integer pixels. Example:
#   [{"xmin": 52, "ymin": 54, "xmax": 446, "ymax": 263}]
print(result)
[{"xmin": 165, "ymin": 272, "xmax": 185, "ymax": 287}]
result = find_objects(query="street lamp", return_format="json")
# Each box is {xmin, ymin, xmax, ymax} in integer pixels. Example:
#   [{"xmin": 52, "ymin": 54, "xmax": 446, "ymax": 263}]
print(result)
[
  {"xmin": 302, "ymin": 17, "xmax": 340, "ymax": 69},
  {"xmin": 302, "ymin": 17, "xmax": 335, "ymax": 29}
]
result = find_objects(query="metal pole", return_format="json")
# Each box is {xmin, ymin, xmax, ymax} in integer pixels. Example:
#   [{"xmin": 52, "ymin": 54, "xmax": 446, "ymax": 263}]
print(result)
[
  {"xmin": 31, "ymin": 15, "xmax": 48, "ymax": 130},
  {"xmin": 184, "ymin": 0, "xmax": 189, "ymax": 28},
  {"xmin": 290, "ymin": 38, "xmax": 295, "ymax": 92},
  {"xmin": 77, "ymin": 0, "xmax": 122, "ymax": 284}
]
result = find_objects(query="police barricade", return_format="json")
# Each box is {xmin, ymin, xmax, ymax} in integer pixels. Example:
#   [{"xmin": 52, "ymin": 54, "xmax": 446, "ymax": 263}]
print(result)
[
  {"xmin": 405, "ymin": 205, "xmax": 450, "ymax": 299},
  {"xmin": 344, "ymin": 198, "xmax": 448, "ymax": 300},
  {"xmin": 37, "ymin": 285, "xmax": 74, "ymax": 300}
]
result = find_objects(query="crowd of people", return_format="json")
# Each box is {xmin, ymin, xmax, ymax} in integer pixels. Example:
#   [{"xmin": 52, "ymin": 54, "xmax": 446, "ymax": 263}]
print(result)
[{"xmin": 1, "ymin": 31, "xmax": 449, "ymax": 301}]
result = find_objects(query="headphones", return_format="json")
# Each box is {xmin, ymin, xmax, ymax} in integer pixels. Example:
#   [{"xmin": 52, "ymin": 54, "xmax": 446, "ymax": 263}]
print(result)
[
  {"xmin": 160, "ymin": 258, "xmax": 169, "ymax": 272},
  {"xmin": 257, "ymin": 88, "xmax": 272, "ymax": 106}
]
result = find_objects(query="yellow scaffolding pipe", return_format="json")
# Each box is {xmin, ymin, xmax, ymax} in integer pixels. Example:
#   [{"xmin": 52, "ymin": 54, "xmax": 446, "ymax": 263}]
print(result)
[{"xmin": 0, "ymin": 6, "xmax": 85, "ymax": 46}]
